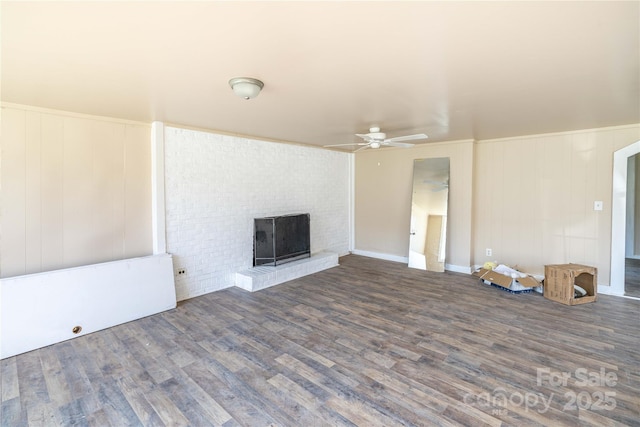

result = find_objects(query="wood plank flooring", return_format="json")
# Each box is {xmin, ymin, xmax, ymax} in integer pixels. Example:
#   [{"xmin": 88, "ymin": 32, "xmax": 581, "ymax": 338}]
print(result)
[{"xmin": 2, "ymin": 254, "xmax": 639, "ymax": 426}]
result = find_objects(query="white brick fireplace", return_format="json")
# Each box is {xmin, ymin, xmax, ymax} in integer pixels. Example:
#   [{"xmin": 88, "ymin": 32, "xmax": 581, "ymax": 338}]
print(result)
[{"xmin": 163, "ymin": 126, "xmax": 352, "ymax": 301}]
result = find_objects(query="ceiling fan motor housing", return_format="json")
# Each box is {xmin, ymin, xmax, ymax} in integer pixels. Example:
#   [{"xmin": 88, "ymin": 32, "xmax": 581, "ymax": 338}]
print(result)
[{"xmin": 368, "ymin": 132, "xmax": 386, "ymax": 140}]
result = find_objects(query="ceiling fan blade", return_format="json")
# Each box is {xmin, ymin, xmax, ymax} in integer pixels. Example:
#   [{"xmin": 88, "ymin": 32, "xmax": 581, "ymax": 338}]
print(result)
[
  {"xmin": 385, "ymin": 141, "xmax": 415, "ymax": 148},
  {"xmin": 324, "ymin": 143, "xmax": 368, "ymax": 147},
  {"xmin": 355, "ymin": 133, "xmax": 374, "ymax": 141},
  {"xmin": 355, "ymin": 145, "xmax": 371, "ymax": 152},
  {"xmin": 386, "ymin": 133, "xmax": 428, "ymax": 143}
]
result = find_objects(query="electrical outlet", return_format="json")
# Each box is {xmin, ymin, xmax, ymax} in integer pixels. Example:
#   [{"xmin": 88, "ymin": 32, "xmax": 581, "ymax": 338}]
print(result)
[
  {"xmin": 177, "ymin": 269, "xmax": 186, "ymax": 275},
  {"xmin": 486, "ymin": 248, "xmax": 492, "ymax": 257}
]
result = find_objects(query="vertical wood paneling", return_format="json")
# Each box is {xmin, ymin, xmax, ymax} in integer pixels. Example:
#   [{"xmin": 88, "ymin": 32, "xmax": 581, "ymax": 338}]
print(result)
[
  {"xmin": 40, "ymin": 114, "xmax": 65, "ymax": 271},
  {"xmin": 530, "ymin": 138, "xmax": 545, "ymax": 269},
  {"xmin": 1, "ymin": 108, "xmax": 27, "ymax": 277},
  {"xmin": 92, "ymin": 121, "xmax": 125, "ymax": 262},
  {"xmin": 595, "ymin": 131, "xmax": 615, "ymax": 282},
  {"xmin": 568, "ymin": 134, "xmax": 585, "ymax": 262},
  {"xmin": 63, "ymin": 117, "xmax": 95, "ymax": 266},
  {"xmin": 582, "ymin": 133, "xmax": 598, "ymax": 266},
  {"xmin": 519, "ymin": 139, "xmax": 538, "ymax": 266},
  {"xmin": 25, "ymin": 112, "xmax": 42, "ymax": 273},
  {"xmin": 502, "ymin": 140, "xmax": 522, "ymax": 260},
  {"xmin": 1, "ymin": 106, "xmax": 152, "ymax": 278},
  {"xmin": 487, "ymin": 142, "xmax": 504, "ymax": 259},
  {"xmin": 472, "ymin": 142, "xmax": 491, "ymax": 262},
  {"xmin": 472, "ymin": 126, "xmax": 640, "ymax": 282},
  {"xmin": 124, "ymin": 125, "xmax": 151, "ymax": 258}
]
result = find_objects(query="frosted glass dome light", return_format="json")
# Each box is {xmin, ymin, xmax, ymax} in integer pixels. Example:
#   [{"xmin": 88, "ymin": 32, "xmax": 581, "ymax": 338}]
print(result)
[{"xmin": 229, "ymin": 77, "xmax": 264, "ymax": 100}]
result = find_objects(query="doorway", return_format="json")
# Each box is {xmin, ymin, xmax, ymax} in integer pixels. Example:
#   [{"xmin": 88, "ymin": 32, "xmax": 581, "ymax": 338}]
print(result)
[
  {"xmin": 611, "ymin": 140, "xmax": 640, "ymax": 298},
  {"xmin": 624, "ymin": 153, "xmax": 640, "ymax": 297}
]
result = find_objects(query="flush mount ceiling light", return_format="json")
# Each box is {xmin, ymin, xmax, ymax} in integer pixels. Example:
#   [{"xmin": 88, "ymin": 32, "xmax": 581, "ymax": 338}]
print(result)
[{"xmin": 229, "ymin": 77, "xmax": 264, "ymax": 100}]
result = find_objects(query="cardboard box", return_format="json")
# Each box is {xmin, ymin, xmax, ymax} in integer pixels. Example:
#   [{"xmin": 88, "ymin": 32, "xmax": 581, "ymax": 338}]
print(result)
[
  {"xmin": 544, "ymin": 264, "xmax": 597, "ymax": 305},
  {"xmin": 473, "ymin": 268, "xmax": 541, "ymax": 292}
]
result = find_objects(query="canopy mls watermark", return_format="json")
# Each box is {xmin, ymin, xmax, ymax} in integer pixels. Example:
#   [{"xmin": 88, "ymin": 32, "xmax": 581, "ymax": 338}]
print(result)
[{"xmin": 462, "ymin": 366, "xmax": 618, "ymax": 415}]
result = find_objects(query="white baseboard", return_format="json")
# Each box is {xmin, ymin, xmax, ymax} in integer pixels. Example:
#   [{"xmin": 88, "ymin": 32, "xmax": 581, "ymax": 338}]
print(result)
[
  {"xmin": 351, "ymin": 249, "xmax": 408, "ymax": 263},
  {"xmin": 598, "ymin": 284, "xmax": 640, "ymax": 300},
  {"xmin": 351, "ymin": 250, "xmax": 471, "ymax": 274},
  {"xmin": 597, "ymin": 285, "xmax": 623, "ymax": 296},
  {"xmin": 445, "ymin": 264, "xmax": 473, "ymax": 274}
]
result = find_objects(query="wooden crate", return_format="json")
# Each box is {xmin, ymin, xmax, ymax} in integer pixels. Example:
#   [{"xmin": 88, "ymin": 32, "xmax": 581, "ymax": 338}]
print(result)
[{"xmin": 544, "ymin": 264, "xmax": 597, "ymax": 305}]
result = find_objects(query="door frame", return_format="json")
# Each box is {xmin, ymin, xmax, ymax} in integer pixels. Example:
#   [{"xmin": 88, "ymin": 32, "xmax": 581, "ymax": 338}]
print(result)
[{"xmin": 610, "ymin": 140, "xmax": 640, "ymax": 297}]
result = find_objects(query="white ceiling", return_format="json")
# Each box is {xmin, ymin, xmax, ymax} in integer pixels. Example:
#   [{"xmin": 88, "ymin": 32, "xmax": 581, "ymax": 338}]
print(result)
[{"xmin": 2, "ymin": 1, "xmax": 639, "ymax": 150}]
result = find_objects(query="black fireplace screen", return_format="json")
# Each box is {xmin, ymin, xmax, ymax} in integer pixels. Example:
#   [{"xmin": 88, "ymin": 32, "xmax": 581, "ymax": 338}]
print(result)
[{"xmin": 254, "ymin": 214, "xmax": 310, "ymax": 266}]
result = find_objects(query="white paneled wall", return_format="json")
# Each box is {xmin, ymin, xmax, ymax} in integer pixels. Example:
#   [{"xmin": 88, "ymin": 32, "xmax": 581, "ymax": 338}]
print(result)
[
  {"xmin": 164, "ymin": 127, "xmax": 351, "ymax": 301},
  {"xmin": 1, "ymin": 105, "xmax": 152, "ymax": 277},
  {"xmin": 473, "ymin": 125, "xmax": 640, "ymax": 283}
]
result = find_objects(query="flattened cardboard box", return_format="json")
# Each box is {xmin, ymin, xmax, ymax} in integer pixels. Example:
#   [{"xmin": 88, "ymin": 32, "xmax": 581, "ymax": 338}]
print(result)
[{"xmin": 473, "ymin": 268, "xmax": 540, "ymax": 289}]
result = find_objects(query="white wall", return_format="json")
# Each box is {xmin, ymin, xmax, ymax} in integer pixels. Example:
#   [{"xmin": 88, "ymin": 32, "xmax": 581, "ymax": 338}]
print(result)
[
  {"xmin": 354, "ymin": 141, "xmax": 474, "ymax": 272},
  {"xmin": 1, "ymin": 105, "xmax": 152, "ymax": 278},
  {"xmin": 164, "ymin": 126, "xmax": 351, "ymax": 301},
  {"xmin": 353, "ymin": 125, "xmax": 640, "ymax": 282},
  {"xmin": 473, "ymin": 125, "xmax": 640, "ymax": 284}
]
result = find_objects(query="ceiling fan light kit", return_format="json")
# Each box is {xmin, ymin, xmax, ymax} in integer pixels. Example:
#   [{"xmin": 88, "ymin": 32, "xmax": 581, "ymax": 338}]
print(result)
[
  {"xmin": 324, "ymin": 126, "xmax": 428, "ymax": 151},
  {"xmin": 229, "ymin": 77, "xmax": 264, "ymax": 100}
]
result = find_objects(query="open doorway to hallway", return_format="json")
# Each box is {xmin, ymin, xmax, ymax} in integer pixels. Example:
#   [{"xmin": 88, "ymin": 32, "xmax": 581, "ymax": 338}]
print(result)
[{"xmin": 625, "ymin": 153, "xmax": 640, "ymax": 297}]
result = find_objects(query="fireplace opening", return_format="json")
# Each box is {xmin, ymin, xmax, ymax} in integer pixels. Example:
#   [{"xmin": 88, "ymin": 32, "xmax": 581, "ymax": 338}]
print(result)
[{"xmin": 254, "ymin": 213, "xmax": 310, "ymax": 266}]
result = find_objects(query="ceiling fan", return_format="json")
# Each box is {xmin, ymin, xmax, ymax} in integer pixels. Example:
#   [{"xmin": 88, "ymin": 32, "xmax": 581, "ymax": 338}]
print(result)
[{"xmin": 325, "ymin": 127, "xmax": 428, "ymax": 151}]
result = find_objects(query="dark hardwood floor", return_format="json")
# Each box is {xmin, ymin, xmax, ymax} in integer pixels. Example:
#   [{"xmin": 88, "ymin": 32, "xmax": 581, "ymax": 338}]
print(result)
[{"xmin": 2, "ymin": 255, "xmax": 639, "ymax": 426}]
